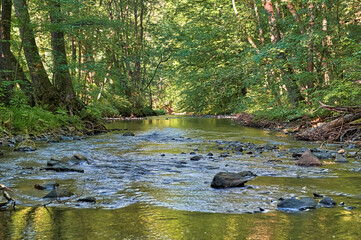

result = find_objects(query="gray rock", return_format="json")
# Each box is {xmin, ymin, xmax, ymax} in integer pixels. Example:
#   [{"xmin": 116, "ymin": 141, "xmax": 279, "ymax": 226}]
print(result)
[
  {"xmin": 335, "ymin": 154, "xmax": 348, "ymax": 163},
  {"xmin": 60, "ymin": 136, "xmax": 73, "ymax": 141},
  {"xmin": 123, "ymin": 131, "xmax": 135, "ymax": 136},
  {"xmin": 319, "ymin": 196, "xmax": 336, "ymax": 207},
  {"xmin": 44, "ymin": 158, "xmax": 84, "ymax": 173},
  {"xmin": 34, "ymin": 182, "xmax": 59, "ymax": 190},
  {"xmin": 234, "ymin": 145, "xmax": 242, "ymax": 152},
  {"xmin": 70, "ymin": 153, "xmax": 89, "ymax": 164},
  {"xmin": 190, "ymin": 155, "xmax": 202, "ymax": 161},
  {"xmin": 211, "ymin": 171, "xmax": 256, "ymax": 188},
  {"xmin": 48, "ymin": 156, "xmax": 71, "ymax": 166},
  {"xmin": 47, "ymin": 136, "xmax": 61, "ymax": 143},
  {"xmin": 277, "ymin": 198, "xmax": 317, "ymax": 211},
  {"xmin": 311, "ymin": 148, "xmax": 334, "ymax": 159},
  {"xmin": 77, "ymin": 197, "xmax": 96, "ymax": 203}
]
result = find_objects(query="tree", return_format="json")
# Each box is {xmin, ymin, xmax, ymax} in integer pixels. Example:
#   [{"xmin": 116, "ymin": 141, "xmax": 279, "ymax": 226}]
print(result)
[
  {"xmin": 0, "ymin": 0, "xmax": 33, "ymax": 105},
  {"xmin": 49, "ymin": 0, "xmax": 79, "ymax": 113},
  {"xmin": 13, "ymin": 0, "xmax": 57, "ymax": 106}
]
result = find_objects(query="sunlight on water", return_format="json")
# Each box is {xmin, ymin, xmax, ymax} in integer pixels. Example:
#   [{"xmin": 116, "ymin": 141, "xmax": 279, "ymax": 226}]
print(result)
[{"xmin": 1, "ymin": 116, "xmax": 360, "ymax": 239}]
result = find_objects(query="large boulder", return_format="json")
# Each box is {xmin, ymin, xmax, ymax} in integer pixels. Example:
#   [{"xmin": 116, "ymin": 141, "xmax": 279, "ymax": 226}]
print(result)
[
  {"xmin": 296, "ymin": 150, "xmax": 322, "ymax": 166},
  {"xmin": 14, "ymin": 139, "xmax": 36, "ymax": 152},
  {"xmin": 277, "ymin": 198, "xmax": 317, "ymax": 211},
  {"xmin": 211, "ymin": 171, "xmax": 256, "ymax": 188}
]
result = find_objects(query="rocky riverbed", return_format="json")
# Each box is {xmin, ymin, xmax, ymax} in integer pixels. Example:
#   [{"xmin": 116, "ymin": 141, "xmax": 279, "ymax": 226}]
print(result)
[{"xmin": 1, "ymin": 116, "xmax": 360, "ymax": 214}]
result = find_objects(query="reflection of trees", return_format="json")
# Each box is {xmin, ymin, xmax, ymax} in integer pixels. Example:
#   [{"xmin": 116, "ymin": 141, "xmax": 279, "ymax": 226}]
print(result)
[{"xmin": 1, "ymin": 204, "xmax": 360, "ymax": 239}]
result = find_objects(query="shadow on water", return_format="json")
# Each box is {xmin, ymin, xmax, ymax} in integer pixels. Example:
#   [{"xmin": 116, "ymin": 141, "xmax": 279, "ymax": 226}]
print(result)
[{"xmin": 1, "ymin": 116, "xmax": 361, "ymax": 239}]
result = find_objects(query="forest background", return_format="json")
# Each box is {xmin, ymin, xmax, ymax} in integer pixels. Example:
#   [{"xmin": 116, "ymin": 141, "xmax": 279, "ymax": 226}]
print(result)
[{"xmin": 0, "ymin": 0, "xmax": 360, "ymax": 135}]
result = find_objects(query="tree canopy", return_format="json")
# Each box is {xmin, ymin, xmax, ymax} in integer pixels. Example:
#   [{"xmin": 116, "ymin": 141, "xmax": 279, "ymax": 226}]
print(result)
[{"xmin": 1, "ymin": 0, "xmax": 360, "ymax": 122}]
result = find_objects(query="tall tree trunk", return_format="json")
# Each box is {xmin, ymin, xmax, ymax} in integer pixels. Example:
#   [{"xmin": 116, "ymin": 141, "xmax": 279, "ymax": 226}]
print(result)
[
  {"xmin": 13, "ymin": 0, "xmax": 57, "ymax": 106},
  {"xmin": 253, "ymin": 0, "xmax": 264, "ymax": 45},
  {"xmin": 49, "ymin": 0, "xmax": 80, "ymax": 113},
  {"xmin": 0, "ymin": 0, "xmax": 33, "ymax": 105},
  {"xmin": 0, "ymin": 0, "xmax": 14, "ymax": 104},
  {"xmin": 307, "ymin": 1, "xmax": 314, "ymax": 73},
  {"xmin": 321, "ymin": 2, "xmax": 331, "ymax": 85},
  {"xmin": 263, "ymin": 0, "xmax": 280, "ymax": 43}
]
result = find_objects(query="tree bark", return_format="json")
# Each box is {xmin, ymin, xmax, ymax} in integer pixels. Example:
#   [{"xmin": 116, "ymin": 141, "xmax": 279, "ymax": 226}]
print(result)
[
  {"xmin": 262, "ymin": 0, "xmax": 303, "ymax": 106},
  {"xmin": 0, "ymin": 0, "xmax": 15, "ymax": 104},
  {"xmin": 0, "ymin": 0, "xmax": 33, "ymax": 105},
  {"xmin": 263, "ymin": 0, "xmax": 280, "ymax": 43},
  {"xmin": 13, "ymin": 0, "xmax": 57, "ymax": 106},
  {"xmin": 253, "ymin": 0, "xmax": 264, "ymax": 45},
  {"xmin": 49, "ymin": 0, "xmax": 77, "ymax": 111}
]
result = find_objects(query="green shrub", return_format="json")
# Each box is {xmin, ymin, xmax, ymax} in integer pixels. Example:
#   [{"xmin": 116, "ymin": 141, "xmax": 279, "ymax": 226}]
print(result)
[
  {"xmin": 154, "ymin": 109, "xmax": 167, "ymax": 115},
  {"xmin": 0, "ymin": 105, "xmax": 82, "ymax": 134}
]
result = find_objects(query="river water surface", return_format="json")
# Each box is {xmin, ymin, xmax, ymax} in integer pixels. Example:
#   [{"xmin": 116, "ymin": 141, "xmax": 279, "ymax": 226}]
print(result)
[{"xmin": 0, "ymin": 116, "xmax": 360, "ymax": 239}]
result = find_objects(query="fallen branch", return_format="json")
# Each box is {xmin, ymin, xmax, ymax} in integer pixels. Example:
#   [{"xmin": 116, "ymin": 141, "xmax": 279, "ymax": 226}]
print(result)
[
  {"xmin": 318, "ymin": 101, "xmax": 361, "ymax": 114},
  {"xmin": 297, "ymin": 103, "xmax": 361, "ymax": 141}
]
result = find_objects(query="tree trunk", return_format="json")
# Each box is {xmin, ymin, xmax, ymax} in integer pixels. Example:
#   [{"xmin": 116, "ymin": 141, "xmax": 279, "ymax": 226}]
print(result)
[
  {"xmin": 263, "ymin": 0, "xmax": 280, "ymax": 43},
  {"xmin": 0, "ymin": 0, "xmax": 15, "ymax": 104},
  {"xmin": 253, "ymin": 0, "xmax": 265, "ymax": 45},
  {"xmin": 263, "ymin": 0, "xmax": 303, "ymax": 106},
  {"xmin": 49, "ymin": 0, "xmax": 77, "ymax": 112},
  {"xmin": 13, "ymin": 0, "xmax": 57, "ymax": 106},
  {"xmin": 0, "ymin": 0, "xmax": 33, "ymax": 105},
  {"xmin": 307, "ymin": 1, "xmax": 314, "ymax": 73}
]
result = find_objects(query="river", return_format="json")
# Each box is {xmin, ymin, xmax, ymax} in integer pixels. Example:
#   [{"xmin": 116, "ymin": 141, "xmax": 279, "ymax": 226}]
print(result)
[{"xmin": 0, "ymin": 116, "xmax": 360, "ymax": 239}]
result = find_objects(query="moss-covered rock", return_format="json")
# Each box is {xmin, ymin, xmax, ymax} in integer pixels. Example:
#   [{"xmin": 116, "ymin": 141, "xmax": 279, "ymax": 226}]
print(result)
[{"xmin": 14, "ymin": 139, "xmax": 37, "ymax": 152}]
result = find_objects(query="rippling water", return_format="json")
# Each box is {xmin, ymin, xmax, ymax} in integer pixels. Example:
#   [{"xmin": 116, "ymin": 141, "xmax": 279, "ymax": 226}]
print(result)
[{"xmin": 1, "ymin": 116, "xmax": 360, "ymax": 239}]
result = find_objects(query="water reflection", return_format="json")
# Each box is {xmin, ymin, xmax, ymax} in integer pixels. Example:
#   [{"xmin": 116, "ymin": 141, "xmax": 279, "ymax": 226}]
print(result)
[{"xmin": 1, "ymin": 204, "xmax": 360, "ymax": 239}]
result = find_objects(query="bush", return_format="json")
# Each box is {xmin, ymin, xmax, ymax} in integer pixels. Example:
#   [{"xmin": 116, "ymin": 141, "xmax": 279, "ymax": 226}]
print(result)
[{"xmin": 154, "ymin": 109, "xmax": 167, "ymax": 115}]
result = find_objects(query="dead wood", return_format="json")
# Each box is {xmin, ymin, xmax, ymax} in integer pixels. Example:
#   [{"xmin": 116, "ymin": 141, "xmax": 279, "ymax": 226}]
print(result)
[{"xmin": 297, "ymin": 103, "xmax": 361, "ymax": 141}]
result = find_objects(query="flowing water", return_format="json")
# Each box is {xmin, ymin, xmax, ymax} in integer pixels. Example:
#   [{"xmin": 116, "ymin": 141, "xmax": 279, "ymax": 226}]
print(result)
[{"xmin": 0, "ymin": 116, "xmax": 360, "ymax": 239}]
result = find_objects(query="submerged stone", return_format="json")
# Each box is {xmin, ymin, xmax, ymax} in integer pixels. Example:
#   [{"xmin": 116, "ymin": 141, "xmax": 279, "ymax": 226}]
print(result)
[
  {"xmin": 190, "ymin": 155, "xmax": 203, "ymax": 161},
  {"xmin": 277, "ymin": 198, "xmax": 317, "ymax": 211},
  {"xmin": 70, "ymin": 153, "xmax": 89, "ymax": 164},
  {"xmin": 123, "ymin": 131, "xmax": 135, "ymax": 136},
  {"xmin": 211, "ymin": 171, "xmax": 256, "ymax": 188},
  {"xmin": 77, "ymin": 197, "xmax": 96, "ymax": 203},
  {"xmin": 43, "ymin": 188, "xmax": 74, "ymax": 198},
  {"xmin": 34, "ymin": 182, "xmax": 59, "ymax": 190},
  {"xmin": 335, "ymin": 154, "xmax": 348, "ymax": 163}
]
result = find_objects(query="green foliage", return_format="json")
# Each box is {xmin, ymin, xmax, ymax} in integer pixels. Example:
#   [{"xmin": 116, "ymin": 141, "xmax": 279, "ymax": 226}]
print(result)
[
  {"xmin": 154, "ymin": 109, "xmax": 167, "ymax": 116},
  {"xmin": 0, "ymin": 105, "xmax": 82, "ymax": 135},
  {"xmin": 252, "ymin": 106, "xmax": 308, "ymax": 122},
  {"xmin": 2, "ymin": 0, "xmax": 360, "ymax": 127}
]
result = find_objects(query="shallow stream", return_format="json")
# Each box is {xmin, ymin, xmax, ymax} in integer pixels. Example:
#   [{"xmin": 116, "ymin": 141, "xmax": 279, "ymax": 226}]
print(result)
[{"xmin": 1, "ymin": 116, "xmax": 360, "ymax": 239}]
